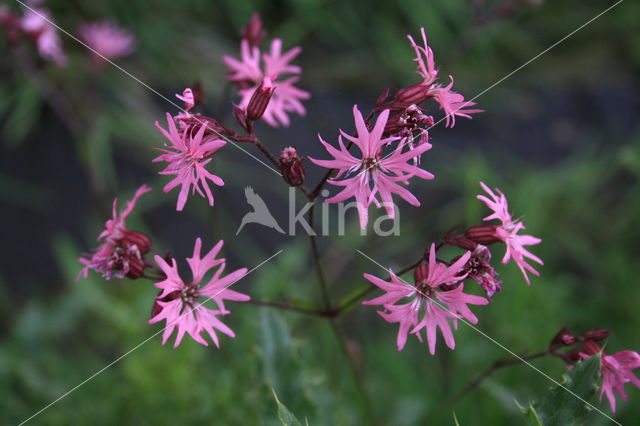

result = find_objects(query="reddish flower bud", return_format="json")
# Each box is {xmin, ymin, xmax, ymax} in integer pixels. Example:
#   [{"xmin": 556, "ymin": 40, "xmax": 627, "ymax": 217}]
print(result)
[
  {"xmin": 241, "ymin": 13, "xmax": 267, "ymax": 48},
  {"xmin": 465, "ymin": 225, "xmax": 501, "ymax": 245},
  {"xmin": 580, "ymin": 329, "xmax": 610, "ymax": 342},
  {"xmin": 233, "ymin": 103, "xmax": 251, "ymax": 133},
  {"xmin": 279, "ymin": 147, "xmax": 305, "ymax": 187},
  {"xmin": 247, "ymin": 76, "xmax": 276, "ymax": 121},
  {"xmin": 392, "ymin": 83, "xmax": 431, "ymax": 106},
  {"xmin": 550, "ymin": 327, "xmax": 576, "ymax": 347},
  {"xmin": 581, "ymin": 340, "xmax": 603, "ymax": 356},
  {"xmin": 458, "ymin": 245, "xmax": 502, "ymax": 299},
  {"xmin": 384, "ymin": 104, "xmax": 434, "ymax": 138},
  {"xmin": 446, "ymin": 235, "xmax": 478, "ymax": 250},
  {"xmin": 117, "ymin": 230, "xmax": 152, "ymax": 279},
  {"xmin": 374, "ymin": 87, "xmax": 391, "ymax": 112},
  {"xmin": 414, "ymin": 260, "xmax": 429, "ymax": 284},
  {"xmin": 192, "ymin": 80, "xmax": 204, "ymax": 107}
]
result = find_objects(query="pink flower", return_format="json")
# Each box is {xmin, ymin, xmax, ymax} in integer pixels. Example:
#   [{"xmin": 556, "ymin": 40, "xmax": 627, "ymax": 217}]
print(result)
[
  {"xmin": 20, "ymin": 6, "xmax": 66, "ymax": 65},
  {"xmin": 477, "ymin": 182, "xmax": 543, "ymax": 284},
  {"xmin": 223, "ymin": 38, "xmax": 310, "ymax": 127},
  {"xmin": 78, "ymin": 185, "xmax": 152, "ymax": 280},
  {"xmin": 309, "ymin": 105, "xmax": 434, "ymax": 229},
  {"xmin": 430, "ymin": 76, "xmax": 483, "ymax": 128},
  {"xmin": 579, "ymin": 342, "xmax": 640, "ymax": 412},
  {"xmin": 154, "ymin": 113, "xmax": 226, "ymax": 211},
  {"xmin": 176, "ymin": 88, "xmax": 195, "ymax": 112},
  {"xmin": 79, "ymin": 21, "xmax": 135, "ymax": 61},
  {"xmin": 397, "ymin": 27, "xmax": 482, "ymax": 127},
  {"xmin": 362, "ymin": 244, "xmax": 488, "ymax": 354},
  {"xmin": 599, "ymin": 351, "xmax": 640, "ymax": 412},
  {"xmin": 149, "ymin": 238, "xmax": 249, "ymax": 348}
]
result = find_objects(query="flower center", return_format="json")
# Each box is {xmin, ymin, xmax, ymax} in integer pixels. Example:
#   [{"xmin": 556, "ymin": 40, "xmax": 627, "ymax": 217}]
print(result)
[
  {"xmin": 180, "ymin": 284, "xmax": 199, "ymax": 308},
  {"xmin": 415, "ymin": 282, "xmax": 435, "ymax": 299},
  {"xmin": 362, "ymin": 157, "xmax": 379, "ymax": 171}
]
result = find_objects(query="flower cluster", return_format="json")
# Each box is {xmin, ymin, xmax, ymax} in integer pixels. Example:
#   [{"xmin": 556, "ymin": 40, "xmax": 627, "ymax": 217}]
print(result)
[
  {"xmin": 548, "ymin": 327, "xmax": 640, "ymax": 413},
  {"xmin": 70, "ymin": 13, "xmax": 638, "ymax": 416},
  {"xmin": 78, "ymin": 185, "xmax": 152, "ymax": 280},
  {"xmin": 311, "ymin": 27, "xmax": 483, "ymax": 229},
  {"xmin": 0, "ymin": 2, "xmax": 67, "ymax": 65},
  {"xmin": 363, "ymin": 244, "xmax": 488, "ymax": 354}
]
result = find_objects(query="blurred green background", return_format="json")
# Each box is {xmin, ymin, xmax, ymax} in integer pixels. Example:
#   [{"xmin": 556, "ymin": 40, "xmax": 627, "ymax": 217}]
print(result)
[{"xmin": 1, "ymin": 0, "xmax": 639, "ymax": 424}]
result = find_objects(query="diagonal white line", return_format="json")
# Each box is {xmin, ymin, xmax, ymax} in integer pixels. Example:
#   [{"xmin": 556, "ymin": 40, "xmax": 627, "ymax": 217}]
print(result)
[
  {"xmin": 356, "ymin": 249, "xmax": 622, "ymax": 426},
  {"xmin": 18, "ymin": 249, "xmax": 284, "ymax": 426},
  {"xmin": 15, "ymin": 0, "xmax": 282, "ymax": 176}
]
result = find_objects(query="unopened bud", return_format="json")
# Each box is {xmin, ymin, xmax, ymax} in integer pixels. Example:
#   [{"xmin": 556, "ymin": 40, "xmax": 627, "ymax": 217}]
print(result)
[
  {"xmin": 581, "ymin": 340, "xmax": 603, "ymax": 356},
  {"xmin": 550, "ymin": 327, "xmax": 575, "ymax": 347},
  {"xmin": 414, "ymin": 260, "xmax": 429, "ymax": 284},
  {"xmin": 279, "ymin": 147, "xmax": 305, "ymax": 186},
  {"xmin": 393, "ymin": 83, "xmax": 431, "ymax": 106},
  {"xmin": 247, "ymin": 76, "xmax": 276, "ymax": 121},
  {"xmin": 465, "ymin": 225, "xmax": 501, "ymax": 245},
  {"xmin": 233, "ymin": 103, "xmax": 251, "ymax": 133},
  {"xmin": 241, "ymin": 13, "xmax": 267, "ymax": 48},
  {"xmin": 193, "ymin": 80, "xmax": 204, "ymax": 107},
  {"xmin": 580, "ymin": 329, "xmax": 610, "ymax": 342}
]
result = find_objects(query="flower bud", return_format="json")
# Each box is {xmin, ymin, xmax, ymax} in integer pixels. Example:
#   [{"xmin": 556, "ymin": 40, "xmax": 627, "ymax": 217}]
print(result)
[
  {"xmin": 581, "ymin": 340, "xmax": 603, "ymax": 356},
  {"xmin": 465, "ymin": 225, "xmax": 501, "ymax": 245},
  {"xmin": 580, "ymin": 329, "xmax": 610, "ymax": 342},
  {"xmin": 393, "ymin": 83, "xmax": 431, "ymax": 106},
  {"xmin": 278, "ymin": 147, "xmax": 305, "ymax": 187},
  {"xmin": 414, "ymin": 260, "xmax": 429, "ymax": 285},
  {"xmin": 241, "ymin": 13, "xmax": 267, "ymax": 48},
  {"xmin": 550, "ymin": 327, "xmax": 575, "ymax": 347},
  {"xmin": 233, "ymin": 103, "xmax": 251, "ymax": 133},
  {"xmin": 247, "ymin": 76, "xmax": 276, "ymax": 121}
]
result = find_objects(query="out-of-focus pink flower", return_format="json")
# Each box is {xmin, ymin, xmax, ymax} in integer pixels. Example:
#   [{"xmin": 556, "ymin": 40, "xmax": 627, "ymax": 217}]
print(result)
[
  {"xmin": 79, "ymin": 21, "xmax": 135, "ymax": 62},
  {"xmin": 176, "ymin": 88, "xmax": 195, "ymax": 112},
  {"xmin": 476, "ymin": 182, "xmax": 543, "ymax": 284},
  {"xmin": 241, "ymin": 13, "xmax": 267, "ymax": 48},
  {"xmin": 154, "ymin": 113, "xmax": 226, "ymax": 211},
  {"xmin": 394, "ymin": 27, "xmax": 481, "ymax": 127},
  {"xmin": 600, "ymin": 351, "xmax": 640, "ymax": 412},
  {"xmin": 363, "ymin": 244, "xmax": 488, "ymax": 354},
  {"xmin": 78, "ymin": 185, "xmax": 152, "ymax": 280},
  {"xmin": 20, "ymin": 6, "xmax": 66, "ymax": 65},
  {"xmin": 579, "ymin": 341, "xmax": 640, "ymax": 412},
  {"xmin": 309, "ymin": 105, "xmax": 434, "ymax": 229},
  {"xmin": 149, "ymin": 238, "xmax": 249, "ymax": 348},
  {"xmin": 223, "ymin": 38, "xmax": 310, "ymax": 127}
]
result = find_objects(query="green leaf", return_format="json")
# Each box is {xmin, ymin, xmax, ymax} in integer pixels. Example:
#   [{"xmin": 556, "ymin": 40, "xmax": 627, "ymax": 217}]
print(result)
[
  {"xmin": 522, "ymin": 354, "xmax": 601, "ymax": 426},
  {"xmin": 272, "ymin": 388, "xmax": 305, "ymax": 426}
]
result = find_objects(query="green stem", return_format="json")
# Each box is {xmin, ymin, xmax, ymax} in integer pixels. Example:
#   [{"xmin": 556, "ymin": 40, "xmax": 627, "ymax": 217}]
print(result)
[
  {"xmin": 426, "ymin": 350, "xmax": 550, "ymax": 422},
  {"xmin": 308, "ymin": 203, "xmax": 331, "ymax": 309},
  {"xmin": 329, "ymin": 321, "xmax": 375, "ymax": 424}
]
